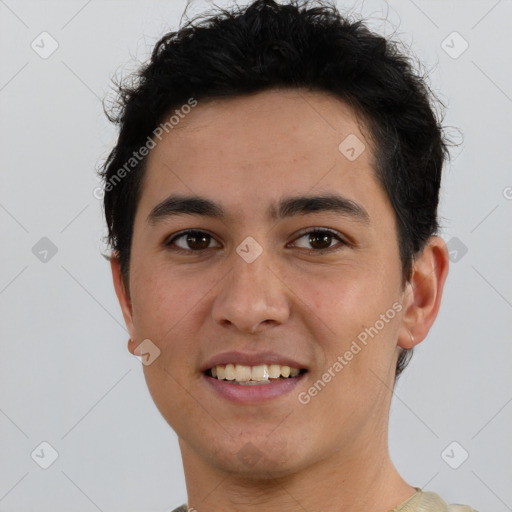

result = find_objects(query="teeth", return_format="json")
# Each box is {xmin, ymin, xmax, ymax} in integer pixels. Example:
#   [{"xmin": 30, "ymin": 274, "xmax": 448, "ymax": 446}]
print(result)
[
  {"xmin": 235, "ymin": 364, "xmax": 252, "ymax": 382},
  {"xmin": 268, "ymin": 364, "xmax": 281, "ymax": 378},
  {"xmin": 208, "ymin": 363, "xmax": 303, "ymax": 382},
  {"xmin": 225, "ymin": 363, "xmax": 235, "ymax": 380},
  {"xmin": 290, "ymin": 367, "xmax": 300, "ymax": 377},
  {"xmin": 251, "ymin": 364, "xmax": 269, "ymax": 381}
]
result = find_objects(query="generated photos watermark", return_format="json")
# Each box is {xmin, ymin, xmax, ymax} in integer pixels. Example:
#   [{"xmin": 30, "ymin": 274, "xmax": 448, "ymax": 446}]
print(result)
[
  {"xmin": 298, "ymin": 301, "xmax": 403, "ymax": 404},
  {"xmin": 93, "ymin": 97, "xmax": 198, "ymax": 200}
]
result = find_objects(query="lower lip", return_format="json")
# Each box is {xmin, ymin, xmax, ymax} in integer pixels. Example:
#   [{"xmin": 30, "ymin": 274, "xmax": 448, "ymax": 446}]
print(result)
[{"xmin": 203, "ymin": 372, "xmax": 307, "ymax": 404}]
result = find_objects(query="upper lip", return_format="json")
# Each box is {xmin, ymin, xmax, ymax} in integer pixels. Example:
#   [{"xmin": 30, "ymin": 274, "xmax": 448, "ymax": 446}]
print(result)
[{"xmin": 200, "ymin": 351, "xmax": 308, "ymax": 372}]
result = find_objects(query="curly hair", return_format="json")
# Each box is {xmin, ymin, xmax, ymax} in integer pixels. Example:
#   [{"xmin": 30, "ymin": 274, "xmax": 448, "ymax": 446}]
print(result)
[{"xmin": 98, "ymin": 0, "xmax": 452, "ymax": 381}]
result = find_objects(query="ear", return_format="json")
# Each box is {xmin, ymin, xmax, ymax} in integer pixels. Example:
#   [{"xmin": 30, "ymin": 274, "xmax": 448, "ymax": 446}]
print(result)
[
  {"xmin": 110, "ymin": 253, "xmax": 138, "ymax": 355},
  {"xmin": 398, "ymin": 236, "xmax": 450, "ymax": 349}
]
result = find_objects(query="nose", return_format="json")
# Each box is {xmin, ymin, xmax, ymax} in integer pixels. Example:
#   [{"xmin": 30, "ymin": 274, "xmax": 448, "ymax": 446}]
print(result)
[{"xmin": 211, "ymin": 248, "xmax": 291, "ymax": 334}]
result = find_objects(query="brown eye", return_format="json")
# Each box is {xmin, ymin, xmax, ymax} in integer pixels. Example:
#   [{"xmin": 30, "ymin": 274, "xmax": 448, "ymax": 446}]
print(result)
[
  {"xmin": 308, "ymin": 231, "xmax": 333, "ymax": 250},
  {"xmin": 167, "ymin": 230, "xmax": 220, "ymax": 252},
  {"xmin": 292, "ymin": 229, "xmax": 346, "ymax": 252}
]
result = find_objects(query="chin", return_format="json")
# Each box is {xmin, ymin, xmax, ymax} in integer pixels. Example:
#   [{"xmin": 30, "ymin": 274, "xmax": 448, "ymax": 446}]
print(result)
[
  {"xmin": 213, "ymin": 453, "xmax": 299, "ymax": 480},
  {"xmin": 204, "ymin": 432, "xmax": 310, "ymax": 478}
]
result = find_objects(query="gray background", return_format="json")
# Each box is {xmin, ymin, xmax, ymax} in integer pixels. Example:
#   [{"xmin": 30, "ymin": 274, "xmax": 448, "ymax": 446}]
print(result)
[{"xmin": 1, "ymin": 1, "xmax": 511, "ymax": 511}]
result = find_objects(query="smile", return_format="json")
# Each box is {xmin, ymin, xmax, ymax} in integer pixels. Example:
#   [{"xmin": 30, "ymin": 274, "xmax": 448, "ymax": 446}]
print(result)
[
  {"xmin": 206, "ymin": 363, "xmax": 305, "ymax": 385},
  {"xmin": 203, "ymin": 365, "xmax": 308, "ymax": 404}
]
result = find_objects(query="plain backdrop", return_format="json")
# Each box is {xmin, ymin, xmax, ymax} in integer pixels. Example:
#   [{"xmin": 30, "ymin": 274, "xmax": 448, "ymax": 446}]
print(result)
[{"xmin": 1, "ymin": 1, "xmax": 511, "ymax": 511}]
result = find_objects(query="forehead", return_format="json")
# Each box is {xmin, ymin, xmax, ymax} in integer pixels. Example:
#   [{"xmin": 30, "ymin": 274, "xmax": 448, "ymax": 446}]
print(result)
[
  {"xmin": 137, "ymin": 88, "xmax": 386, "ymax": 223},
  {"xmin": 152, "ymin": 88, "xmax": 370, "ymax": 161}
]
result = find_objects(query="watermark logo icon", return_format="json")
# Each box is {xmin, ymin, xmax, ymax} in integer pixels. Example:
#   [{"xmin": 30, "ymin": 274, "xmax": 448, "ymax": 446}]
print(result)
[
  {"xmin": 32, "ymin": 237, "xmax": 58, "ymax": 263},
  {"xmin": 31, "ymin": 441, "xmax": 59, "ymax": 469},
  {"xmin": 31, "ymin": 32, "xmax": 59, "ymax": 59},
  {"xmin": 236, "ymin": 236, "xmax": 263, "ymax": 263},
  {"xmin": 237, "ymin": 442, "xmax": 264, "ymax": 467},
  {"xmin": 338, "ymin": 134, "xmax": 366, "ymax": 161},
  {"xmin": 441, "ymin": 441, "xmax": 469, "ymax": 469},
  {"xmin": 134, "ymin": 339, "xmax": 161, "ymax": 366},
  {"xmin": 441, "ymin": 31, "xmax": 469, "ymax": 59},
  {"xmin": 446, "ymin": 236, "xmax": 468, "ymax": 263}
]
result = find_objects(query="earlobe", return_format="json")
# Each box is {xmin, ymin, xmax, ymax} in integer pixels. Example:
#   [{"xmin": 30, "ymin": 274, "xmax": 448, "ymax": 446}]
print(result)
[
  {"xmin": 110, "ymin": 253, "xmax": 137, "ymax": 344},
  {"xmin": 398, "ymin": 236, "xmax": 450, "ymax": 349}
]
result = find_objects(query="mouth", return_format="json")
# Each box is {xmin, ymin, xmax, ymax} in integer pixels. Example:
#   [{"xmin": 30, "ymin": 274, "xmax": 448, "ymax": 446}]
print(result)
[
  {"xmin": 200, "ymin": 352, "xmax": 309, "ymax": 403},
  {"xmin": 204, "ymin": 363, "xmax": 308, "ymax": 385},
  {"xmin": 203, "ymin": 364, "xmax": 308, "ymax": 403}
]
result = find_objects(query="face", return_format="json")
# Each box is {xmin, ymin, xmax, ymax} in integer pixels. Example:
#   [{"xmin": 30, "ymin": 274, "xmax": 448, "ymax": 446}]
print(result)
[{"xmin": 113, "ymin": 88, "xmax": 420, "ymax": 477}]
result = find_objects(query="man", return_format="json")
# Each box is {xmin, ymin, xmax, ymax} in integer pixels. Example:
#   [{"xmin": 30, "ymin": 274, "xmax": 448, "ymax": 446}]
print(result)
[{"xmin": 100, "ymin": 0, "xmax": 476, "ymax": 510}]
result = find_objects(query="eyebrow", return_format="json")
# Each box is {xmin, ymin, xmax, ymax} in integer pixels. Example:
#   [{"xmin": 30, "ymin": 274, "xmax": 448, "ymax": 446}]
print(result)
[{"xmin": 147, "ymin": 193, "xmax": 371, "ymax": 226}]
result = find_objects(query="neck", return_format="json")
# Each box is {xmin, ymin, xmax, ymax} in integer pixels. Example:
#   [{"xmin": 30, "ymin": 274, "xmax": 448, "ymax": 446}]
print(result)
[{"xmin": 178, "ymin": 430, "xmax": 416, "ymax": 512}]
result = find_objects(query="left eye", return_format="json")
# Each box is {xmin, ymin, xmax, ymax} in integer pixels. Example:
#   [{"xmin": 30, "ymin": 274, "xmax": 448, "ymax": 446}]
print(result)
[{"xmin": 291, "ymin": 229, "xmax": 345, "ymax": 252}]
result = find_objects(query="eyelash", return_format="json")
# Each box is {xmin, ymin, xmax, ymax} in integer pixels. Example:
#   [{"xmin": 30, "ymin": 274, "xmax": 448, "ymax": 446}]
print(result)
[{"xmin": 164, "ymin": 228, "xmax": 347, "ymax": 255}]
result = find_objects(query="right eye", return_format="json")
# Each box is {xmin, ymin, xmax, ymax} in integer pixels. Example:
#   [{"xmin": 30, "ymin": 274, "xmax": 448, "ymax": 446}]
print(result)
[{"xmin": 165, "ymin": 230, "xmax": 221, "ymax": 253}]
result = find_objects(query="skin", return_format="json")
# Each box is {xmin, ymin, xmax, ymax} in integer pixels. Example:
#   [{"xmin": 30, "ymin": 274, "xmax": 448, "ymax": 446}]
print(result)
[{"xmin": 111, "ymin": 88, "xmax": 449, "ymax": 512}]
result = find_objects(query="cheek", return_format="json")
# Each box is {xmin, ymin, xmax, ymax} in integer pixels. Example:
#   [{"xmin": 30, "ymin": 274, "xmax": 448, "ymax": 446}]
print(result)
[
  {"xmin": 130, "ymin": 260, "xmax": 208, "ymax": 339},
  {"xmin": 294, "ymin": 261, "xmax": 400, "ymax": 370},
  {"xmin": 129, "ymin": 265, "xmax": 223, "ymax": 384},
  {"xmin": 294, "ymin": 265, "xmax": 381, "ymax": 333},
  {"xmin": 132, "ymin": 271, "xmax": 209, "ymax": 426}
]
